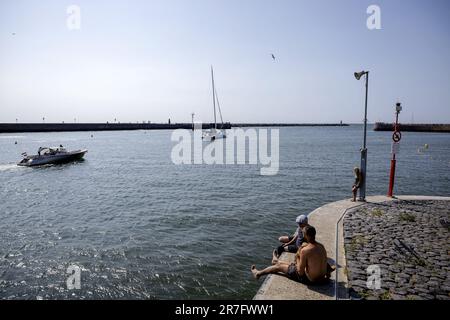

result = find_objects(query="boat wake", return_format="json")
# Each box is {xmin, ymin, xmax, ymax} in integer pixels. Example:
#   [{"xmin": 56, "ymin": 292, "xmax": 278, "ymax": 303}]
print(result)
[
  {"xmin": 0, "ymin": 163, "xmax": 22, "ymax": 172},
  {"xmin": 0, "ymin": 135, "xmax": 26, "ymax": 139}
]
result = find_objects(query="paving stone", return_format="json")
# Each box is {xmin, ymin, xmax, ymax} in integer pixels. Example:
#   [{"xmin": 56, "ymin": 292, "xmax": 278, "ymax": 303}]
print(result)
[
  {"xmin": 442, "ymin": 284, "xmax": 450, "ymax": 291},
  {"xmin": 391, "ymin": 294, "xmax": 406, "ymax": 300},
  {"xmin": 396, "ymin": 273, "xmax": 410, "ymax": 280},
  {"xmin": 388, "ymin": 265, "xmax": 401, "ymax": 273},
  {"xmin": 427, "ymin": 281, "xmax": 440, "ymax": 287},
  {"xmin": 382, "ymin": 281, "xmax": 396, "ymax": 289},
  {"xmin": 418, "ymin": 293, "xmax": 435, "ymax": 300},
  {"xmin": 414, "ymin": 287, "xmax": 432, "ymax": 294},
  {"xmin": 406, "ymin": 295, "xmax": 424, "ymax": 300},
  {"xmin": 404, "ymin": 268, "xmax": 416, "ymax": 275},
  {"xmin": 350, "ymin": 279, "xmax": 368, "ymax": 289}
]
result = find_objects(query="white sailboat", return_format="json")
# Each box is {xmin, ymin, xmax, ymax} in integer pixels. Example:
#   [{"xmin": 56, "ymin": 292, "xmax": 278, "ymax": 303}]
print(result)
[{"xmin": 202, "ymin": 66, "xmax": 226, "ymax": 141}]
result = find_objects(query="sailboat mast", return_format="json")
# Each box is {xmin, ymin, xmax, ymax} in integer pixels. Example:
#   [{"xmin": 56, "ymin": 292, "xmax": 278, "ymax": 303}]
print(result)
[{"xmin": 211, "ymin": 66, "xmax": 217, "ymax": 130}]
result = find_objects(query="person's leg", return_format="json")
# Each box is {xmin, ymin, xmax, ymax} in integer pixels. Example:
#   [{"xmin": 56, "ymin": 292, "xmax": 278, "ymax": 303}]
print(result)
[
  {"xmin": 352, "ymin": 186, "xmax": 357, "ymax": 201},
  {"xmin": 276, "ymin": 245, "xmax": 287, "ymax": 257},
  {"xmin": 276, "ymin": 261, "xmax": 291, "ymax": 267},
  {"xmin": 276, "ymin": 236, "xmax": 295, "ymax": 257},
  {"xmin": 272, "ymin": 250, "xmax": 278, "ymax": 265},
  {"xmin": 278, "ymin": 235, "xmax": 292, "ymax": 243},
  {"xmin": 272, "ymin": 250, "xmax": 291, "ymax": 266},
  {"xmin": 251, "ymin": 262, "xmax": 290, "ymax": 279},
  {"xmin": 272, "ymin": 250, "xmax": 291, "ymax": 265}
]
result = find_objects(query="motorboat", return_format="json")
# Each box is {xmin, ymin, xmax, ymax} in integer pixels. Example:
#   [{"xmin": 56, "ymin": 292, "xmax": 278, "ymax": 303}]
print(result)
[{"xmin": 18, "ymin": 146, "xmax": 88, "ymax": 167}]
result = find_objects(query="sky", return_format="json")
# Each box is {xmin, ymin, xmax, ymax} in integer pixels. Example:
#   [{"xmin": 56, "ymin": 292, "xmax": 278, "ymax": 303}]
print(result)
[{"xmin": 0, "ymin": 0, "xmax": 449, "ymax": 124}]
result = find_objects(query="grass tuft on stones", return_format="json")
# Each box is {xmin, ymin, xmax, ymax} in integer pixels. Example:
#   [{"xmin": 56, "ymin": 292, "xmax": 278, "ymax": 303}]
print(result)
[
  {"xmin": 370, "ymin": 208, "xmax": 384, "ymax": 217},
  {"xmin": 381, "ymin": 291, "xmax": 391, "ymax": 300},
  {"xmin": 356, "ymin": 289, "xmax": 371, "ymax": 300},
  {"xmin": 399, "ymin": 212, "xmax": 416, "ymax": 222},
  {"xmin": 348, "ymin": 235, "xmax": 367, "ymax": 252}
]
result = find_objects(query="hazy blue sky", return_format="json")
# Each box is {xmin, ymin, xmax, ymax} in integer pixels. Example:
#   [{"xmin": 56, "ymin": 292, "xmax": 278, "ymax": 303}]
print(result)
[{"xmin": 0, "ymin": 0, "xmax": 449, "ymax": 123}]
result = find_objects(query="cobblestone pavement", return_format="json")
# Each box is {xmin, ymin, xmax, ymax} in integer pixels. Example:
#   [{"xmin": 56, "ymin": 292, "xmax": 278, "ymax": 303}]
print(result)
[{"xmin": 344, "ymin": 200, "xmax": 450, "ymax": 300}]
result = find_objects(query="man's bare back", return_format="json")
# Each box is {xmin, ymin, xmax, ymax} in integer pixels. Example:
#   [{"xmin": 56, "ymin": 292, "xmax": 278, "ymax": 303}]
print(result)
[{"xmin": 296, "ymin": 242, "xmax": 328, "ymax": 282}]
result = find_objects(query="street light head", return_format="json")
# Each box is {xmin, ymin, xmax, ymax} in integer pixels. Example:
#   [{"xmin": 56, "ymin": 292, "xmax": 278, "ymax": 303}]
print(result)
[
  {"xmin": 395, "ymin": 102, "xmax": 402, "ymax": 113},
  {"xmin": 354, "ymin": 71, "xmax": 366, "ymax": 80}
]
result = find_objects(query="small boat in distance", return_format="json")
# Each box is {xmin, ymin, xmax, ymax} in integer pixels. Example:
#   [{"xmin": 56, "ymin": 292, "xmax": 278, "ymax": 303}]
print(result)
[
  {"xmin": 18, "ymin": 146, "xmax": 88, "ymax": 167},
  {"xmin": 202, "ymin": 66, "xmax": 227, "ymax": 141}
]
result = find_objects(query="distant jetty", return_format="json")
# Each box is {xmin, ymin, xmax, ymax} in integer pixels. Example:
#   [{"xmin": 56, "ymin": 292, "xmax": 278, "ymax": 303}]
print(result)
[
  {"xmin": 374, "ymin": 122, "xmax": 450, "ymax": 133},
  {"xmin": 0, "ymin": 123, "xmax": 230, "ymax": 133},
  {"xmin": 0, "ymin": 122, "xmax": 348, "ymax": 133},
  {"xmin": 233, "ymin": 123, "xmax": 348, "ymax": 128}
]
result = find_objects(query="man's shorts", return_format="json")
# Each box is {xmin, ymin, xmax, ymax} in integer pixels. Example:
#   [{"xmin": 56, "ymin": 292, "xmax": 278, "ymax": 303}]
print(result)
[{"xmin": 287, "ymin": 263, "xmax": 311, "ymax": 284}]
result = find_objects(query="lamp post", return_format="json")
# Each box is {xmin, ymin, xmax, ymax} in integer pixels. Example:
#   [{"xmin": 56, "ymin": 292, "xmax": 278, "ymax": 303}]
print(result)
[
  {"xmin": 191, "ymin": 113, "xmax": 195, "ymax": 131},
  {"xmin": 354, "ymin": 70, "xmax": 369, "ymax": 201}
]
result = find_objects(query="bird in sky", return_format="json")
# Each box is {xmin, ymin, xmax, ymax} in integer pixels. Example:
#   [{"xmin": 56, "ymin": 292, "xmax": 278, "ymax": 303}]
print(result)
[{"xmin": 271, "ymin": 53, "xmax": 276, "ymax": 61}]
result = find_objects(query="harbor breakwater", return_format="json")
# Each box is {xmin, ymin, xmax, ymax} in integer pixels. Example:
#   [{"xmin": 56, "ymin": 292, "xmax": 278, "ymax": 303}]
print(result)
[
  {"xmin": 0, "ymin": 122, "xmax": 347, "ymax": 133},
  {"xmin": 232, "ymin": 123, "xmax": 348, "ymax": 128},
  {"xmin": 374, "ymin": 122, "xmax": 450, "ymax": 133},
  {"xmin": 0, "ymin": 122, "xmax": 231, "ymax": 133}
]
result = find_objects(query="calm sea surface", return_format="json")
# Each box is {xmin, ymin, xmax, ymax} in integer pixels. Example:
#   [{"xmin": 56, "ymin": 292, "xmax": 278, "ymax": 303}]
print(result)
[{"xmin": 0, "ymin": 125, "xmax": 449, "ymax": 299}]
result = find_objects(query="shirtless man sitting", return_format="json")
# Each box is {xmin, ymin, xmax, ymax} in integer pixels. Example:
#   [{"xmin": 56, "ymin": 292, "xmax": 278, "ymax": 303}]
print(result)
[{"xmin": 251, "ymin": 226, "xmax": 330, "ymax": 284}]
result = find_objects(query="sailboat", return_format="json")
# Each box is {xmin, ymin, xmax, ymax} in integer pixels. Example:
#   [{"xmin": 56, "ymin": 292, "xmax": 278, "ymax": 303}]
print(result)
[{"xmin": 202, "ymin": 66, "xmax": 226, "ymax": 141}]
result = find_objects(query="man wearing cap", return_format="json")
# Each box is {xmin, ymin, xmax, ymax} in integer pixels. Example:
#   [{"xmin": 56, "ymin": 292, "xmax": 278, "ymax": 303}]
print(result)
[
  {"xmin": 275, "ymin": 214, "xmax": 310, "ymax": 258},
  {"xmin": 252, "ymin": 226, "xmax": 330, "ymax": 284}
]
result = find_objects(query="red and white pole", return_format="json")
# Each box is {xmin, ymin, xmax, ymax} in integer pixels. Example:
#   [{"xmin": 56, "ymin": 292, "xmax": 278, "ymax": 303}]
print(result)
[
  {"xmin": 388, "ymin": 102, "xmax": 402, "ymax": 197},
  {"xmin": 387, "ymin": 155, "xmax": 396, "ymax": 197}
]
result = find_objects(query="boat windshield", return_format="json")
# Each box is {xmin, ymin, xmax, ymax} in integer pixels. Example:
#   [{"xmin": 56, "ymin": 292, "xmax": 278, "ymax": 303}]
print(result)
[{"xmin": 38, "ymin": 147, "xmax": 67, "ymax": 155}]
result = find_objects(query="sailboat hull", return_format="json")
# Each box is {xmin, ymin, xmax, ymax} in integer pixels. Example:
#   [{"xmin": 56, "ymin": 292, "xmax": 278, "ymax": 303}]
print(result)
[{"xmin": 202, "ymin": 130, "xmax": 226, "ymax": 141}]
